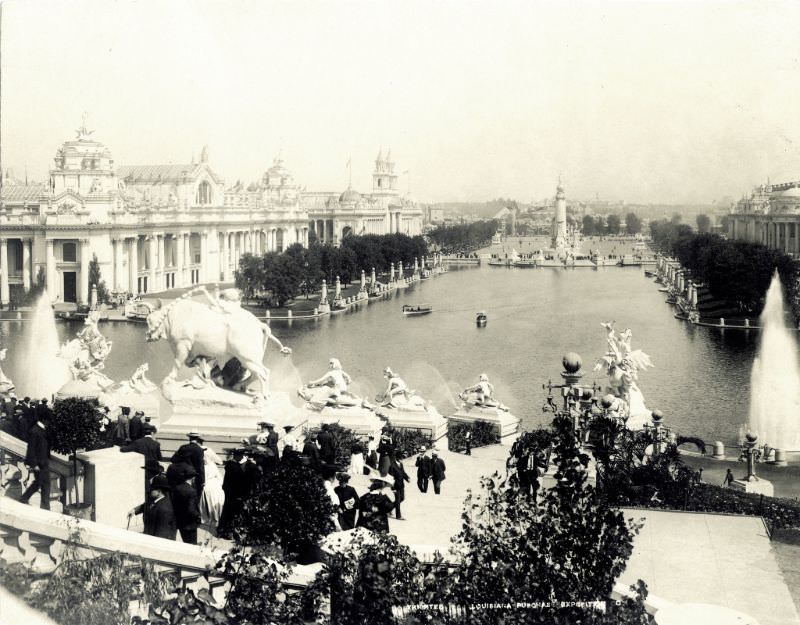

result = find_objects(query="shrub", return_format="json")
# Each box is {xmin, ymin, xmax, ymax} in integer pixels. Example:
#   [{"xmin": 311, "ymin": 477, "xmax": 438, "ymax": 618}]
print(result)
[
  {"xmin": 385, "ymin": 426, "xmax": 432, "ymax": 459},
  {"xmin": 304, "ymin": 422, "xmax": 359, "ymax": 468},
  {"xmin": 447, "ymin": 420, "xmax": 499, "ymax": 452},
  {"xmin": 234, "ymin": 457, "xmax": 336, "ymax": 559},
  {"xmin": 49, "ymin": 397, "xmax": 103, "ymax": 503}
]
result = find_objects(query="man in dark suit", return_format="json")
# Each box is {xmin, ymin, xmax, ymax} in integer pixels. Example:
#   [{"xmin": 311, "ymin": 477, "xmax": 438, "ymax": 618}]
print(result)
[
  {"xmin": 218, "ymin": 448, "xmax": 248, "ymax": 537},
  {"xmin": 128, "ymin": 410, "xmax": 144, "ymax": 441},
  {"xmin": 171, "ymin": 468, "xmax": 201, "ymax": 544},
  {"xmin": 128, "ymin": 474, "xmax": 176, "ymax": 540},
  {"xmin": 172, "ymin": 431, "xmax": 205, "ymax": 496},
  {"xmin": 415, "ymin": 447, "xmax": 432, "ymax": 493},
  {"xmin": 120, "ymin": 423, "xmax": 163, "ymax": 481},
  {"xmin": 388, "ymin": 454, "xmax": 411, "ymax": 519},
  {"xmin": 431, "ymin": 451, "xmax": 446, "ymax": 495},
  {"xmin": 35, "ymin": 398, "xmax": 53, "ymax": 425},
  {"xmin": 301, "ymin": 434, "xmax": 321, "ymax": 471},
  {"xmin": 316, "ymin": 423, "xmax": 336, "ymax": 465},
  {"xmin": 19, "ymin": 414, "xmax": 51, "ymax": 509}
]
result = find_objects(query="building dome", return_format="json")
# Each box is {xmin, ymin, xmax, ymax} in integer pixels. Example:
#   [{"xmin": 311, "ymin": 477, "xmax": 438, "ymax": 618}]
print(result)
[{"xmin": 339, "ymin": 187, "xmax": 361, "ymax": 203}]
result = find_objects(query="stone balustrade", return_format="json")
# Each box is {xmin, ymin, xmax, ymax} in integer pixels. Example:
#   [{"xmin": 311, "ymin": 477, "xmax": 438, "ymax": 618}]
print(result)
[{"xmin": 0, "ymin": 497, "xmax": 320, "ymax": 606}]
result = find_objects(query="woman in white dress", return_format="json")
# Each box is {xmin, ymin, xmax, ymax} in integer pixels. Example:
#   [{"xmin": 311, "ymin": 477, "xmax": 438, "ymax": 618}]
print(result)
[{"xmin": 200, "ymin": 446, "xmax": 226, "ymax": 529}]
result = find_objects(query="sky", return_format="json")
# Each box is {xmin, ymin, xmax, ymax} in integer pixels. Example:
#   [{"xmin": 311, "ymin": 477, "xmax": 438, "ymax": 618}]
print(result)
[{"xmin": 1, "ymin": 0, "xmax": 798, "ymax": 204}]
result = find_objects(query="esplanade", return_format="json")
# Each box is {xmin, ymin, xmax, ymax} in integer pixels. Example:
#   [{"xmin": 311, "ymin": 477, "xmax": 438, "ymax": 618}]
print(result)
[{"xmin": 0, "ymin": 124, "xmax": 423, "ymax": 306}]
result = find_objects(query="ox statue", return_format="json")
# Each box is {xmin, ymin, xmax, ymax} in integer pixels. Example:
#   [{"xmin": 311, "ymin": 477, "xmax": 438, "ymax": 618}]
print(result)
[{"xmin": 145, "ymin": 287, "xmax": 291, "ymax": 398}]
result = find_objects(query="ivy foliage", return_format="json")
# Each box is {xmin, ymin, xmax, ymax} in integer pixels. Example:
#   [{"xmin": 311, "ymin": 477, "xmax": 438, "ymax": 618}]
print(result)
[{"xmin": 447, "ymin": 420, "xmax": 499, "ymax": 453}]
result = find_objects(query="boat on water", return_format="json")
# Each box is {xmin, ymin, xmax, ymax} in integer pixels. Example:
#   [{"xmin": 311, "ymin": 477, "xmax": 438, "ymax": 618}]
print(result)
[
  {"xmin": 124, "ymin": 300, "xmax": 155, "ymax": 322},
  {"xmin": 564, "ymin": 255, "xmax": 595, "ymax": 268},
  {"xmin": 402, "ymin": 304, "xmax": 433, "ymax": 316},
  {"xmin": 476, "ymin": 311, "xmax": 487, "ymax": 326},
  {"xmin": 644, "ymin": 270, "xmax": 656, "ymax": 278},
  {"xmin": 512, "ymin": 258, "xmax": 538, "ymax": 268}
]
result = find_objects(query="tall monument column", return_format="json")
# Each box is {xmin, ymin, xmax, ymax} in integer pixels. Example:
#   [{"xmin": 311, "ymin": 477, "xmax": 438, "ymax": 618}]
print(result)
[
  {"xmin": 113, "ymin": 238, "xmax": 124, "ymax": 291},
  {"xmin": 79, "ymin": 239, "xmax": 90, "ymax": 305},
  {"xmin": 176, "ymin": 232, "xmax": 185, "ymax": 288},
  {"xmin": 22, "ymin": 239, "xmax": 32, "ymax": 292},
  {"xmin": 0, "ymin": 239, "xmax": 9, "ymax": 306},
  {"xmin": 157, "ymin": 234, "xmax": 166, "ymax": 289},
  {"xmin": 552, "ymin": 181, "xmax": 568, "ymax": 252},
  {"xmin": 219, "ymin": 232, "xmax": 228, "ymax": 281}
]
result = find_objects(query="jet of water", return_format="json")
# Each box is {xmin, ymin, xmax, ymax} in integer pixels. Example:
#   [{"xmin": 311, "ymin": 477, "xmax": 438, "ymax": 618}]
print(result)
[
  {"xmin": 17, "ymin": 292, "xmax": 70, "ymax": 399},
  {"xmin": 749, "ymin": 272, "xmax": 800, "ymax": 450}
]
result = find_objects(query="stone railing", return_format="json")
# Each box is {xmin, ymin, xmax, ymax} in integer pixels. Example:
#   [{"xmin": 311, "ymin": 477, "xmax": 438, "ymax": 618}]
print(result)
[
  {"xmin": 0, "ymin": 431, "xmax": 78, "ymax": 512},
  {"xmin": 0, "ymin": 498, "xmax": 321, "ymax": 607}
]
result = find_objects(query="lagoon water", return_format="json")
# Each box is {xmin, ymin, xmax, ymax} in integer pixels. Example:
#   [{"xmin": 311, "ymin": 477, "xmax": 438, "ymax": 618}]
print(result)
[{"xmin": 0, "ymin": 265, "xmax": 766, "ymax": 446}]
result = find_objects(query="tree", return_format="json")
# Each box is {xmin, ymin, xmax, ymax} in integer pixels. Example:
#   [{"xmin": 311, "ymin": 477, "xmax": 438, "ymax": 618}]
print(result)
[
  {"xmin": 262, "ymin": 253, "xmax": 302, "ymax": 307},
  {"xmin": 670, "ymin": 212, "xmax": 683, "ymax": 224},
  {"xmin": 696, "ymin": 213, "xmax": 711, "ymax": 233},
  {"xmin": 234, "ymin": 458, "xmax": 336, "ymax": 560},
  {"xmin": 88, "ymin": 255, "xmax": 109, "ymax": 305},
  {"xmin": 581, "ymin": 214, "xmax": 596, "ymax": 236},
  {"xmin": 448, "ymin": 416, "xmax": 649, "ymax": 624},
  {"xmin": 235, "ymin": 253, "xmax": 266, "ymax": 302},
  {"xmin": 49, "ymin": 398, "xmax": 103, "ymax": 505},
  {"xmin": 625, "ymin": 212, "xmax": 642, "ymax": 235},
  {"xmin": 606, "ymin": 214, "xmax": 621, "ymax": 234}
]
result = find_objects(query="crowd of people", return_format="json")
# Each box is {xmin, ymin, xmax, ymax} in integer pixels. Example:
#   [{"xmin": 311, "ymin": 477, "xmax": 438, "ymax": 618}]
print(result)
[{"xmin": 3, "ymin": 394, "xmax": 451, "ymax": 547}]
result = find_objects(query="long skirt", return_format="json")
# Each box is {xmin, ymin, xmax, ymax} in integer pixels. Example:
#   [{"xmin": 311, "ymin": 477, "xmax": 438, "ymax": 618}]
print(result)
[
  {"xmin": 349, "ymin": 452, "xmax": 364, "ymax": 478},
  {"xmin": 200, "ymin": 476, "xmax": 225, "ymax": 528}
]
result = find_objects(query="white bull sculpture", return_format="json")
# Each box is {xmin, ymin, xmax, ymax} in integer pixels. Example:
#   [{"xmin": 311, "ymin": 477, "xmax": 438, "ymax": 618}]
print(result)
[{"xmin": 145, "ymin": 287, "xmax": 291, "ymax": 398}]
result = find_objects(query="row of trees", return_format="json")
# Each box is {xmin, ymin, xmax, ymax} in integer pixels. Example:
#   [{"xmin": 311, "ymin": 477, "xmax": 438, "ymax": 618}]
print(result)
[
  {"xmin": 235, "ymin": 233, "xmax": 429, "ymax": 307},
  {"xmin": 581, "ymin": 212, "xmax": 643, "ymax": 236},
  {"xmin": 427, "ymin": 220, "xmax": 498, "ymax": 253},
  {"xmin": 650, "ymin": 219, "xmax": 799, "ymax": 317}
]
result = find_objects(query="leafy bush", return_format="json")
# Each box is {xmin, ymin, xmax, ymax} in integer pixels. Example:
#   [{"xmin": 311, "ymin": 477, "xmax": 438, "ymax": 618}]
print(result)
[
  {"xmin": 234, "ymin": 457, "xmax": 336, "ymax": 559},
  {"xmin": 0, "ymin": 528, "xmax": 165, "ymax": 625},
  {"xmin": 448, "ymin": 420, "xmax": 499, "ymax": 452},
  {"xmin": 304, "ymin": 422, "xmax": 359, "ymax": 468},
  {"xmin": 385, "ymin": 426, "xmax": 432, "ymax": 459},
  {"xmin": 49, "ymin": 397, "xmax": 103, "ymax": 503}
]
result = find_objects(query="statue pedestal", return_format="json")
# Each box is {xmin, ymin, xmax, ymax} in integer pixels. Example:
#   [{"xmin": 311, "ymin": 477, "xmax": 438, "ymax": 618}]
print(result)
[
  {"xmin": 303, "ymin": 405, "xmax": 385, "ymax": 439},
  {"xmin": 376, "ymin": 405, "xmax": 448, "ymax": 441},
  {"xmin": 99, "ymin": 388, "xmax": 162, "ymax": 423},
  {"xmin": 160, "ymin": 384, "xmax": 304, "ymax": 437},
  {"xmin": 730, "ymin": 478, "xmax": 774, "ymax": 497},
  {"xmin": 448, "ymin": 403, "xmax": 521, "ymax": 445}
]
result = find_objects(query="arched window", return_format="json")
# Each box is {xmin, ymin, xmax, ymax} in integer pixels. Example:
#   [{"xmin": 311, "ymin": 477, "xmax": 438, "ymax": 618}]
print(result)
[
  {"xmin": 62, "ymin": 242, "xmax": 77, "ymax": 262},
  {"xmin": 377, "ymin": 178, "xmax": 383, "ymax": 188},
  {"xmin": 196, "ymin": 180, "xmax": 212, "ymax": 205}
]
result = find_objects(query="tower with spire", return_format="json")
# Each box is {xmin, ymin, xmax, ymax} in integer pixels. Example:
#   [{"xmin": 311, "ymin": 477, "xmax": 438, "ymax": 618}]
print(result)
[{"xmin": 372, "ymin": 148, "xmax": 398, "ymax": 193}]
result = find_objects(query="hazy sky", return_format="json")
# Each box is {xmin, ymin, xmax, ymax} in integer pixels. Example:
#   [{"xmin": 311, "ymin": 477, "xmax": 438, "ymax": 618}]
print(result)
[{"xmin": 2, "ymin": 0, "xmax": 798, "ymax": 204}]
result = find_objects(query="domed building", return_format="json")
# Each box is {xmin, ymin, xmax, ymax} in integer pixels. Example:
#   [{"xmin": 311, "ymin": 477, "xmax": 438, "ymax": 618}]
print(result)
[
  {"xmin": 729, "ymin": 179, "xmax": 800, "ymax": 256},
  {"xmin": 0, "ymin": 121, "xmax": 309, "ymax": 308},
  {"xmin": 301, "ymin": 148, "xmax": 423, "ymax": 245}
]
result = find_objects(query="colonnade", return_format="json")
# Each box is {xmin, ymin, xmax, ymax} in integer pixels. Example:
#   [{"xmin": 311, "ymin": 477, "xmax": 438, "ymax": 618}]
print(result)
[{"xmin": 730, "ymin": 218, "xmax": 800, "ymax": 256}]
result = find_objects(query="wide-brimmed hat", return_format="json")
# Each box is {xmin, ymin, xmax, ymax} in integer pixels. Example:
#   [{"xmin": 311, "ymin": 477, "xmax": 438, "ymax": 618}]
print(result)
[
  {"xmin": 258, "ymin": 421, "xmax": 274, "ymax": 427},
  {"xmin": 369, "ymin": 473, "xmax": 395, "ymax": 487},
  {"xmin": 187, "ymin": 431, "xmax": 203, "ymax": 440}
]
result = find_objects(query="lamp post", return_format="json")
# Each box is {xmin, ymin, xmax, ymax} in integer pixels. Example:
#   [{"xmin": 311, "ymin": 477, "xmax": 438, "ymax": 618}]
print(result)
[{"xmin": 739, "ymin": 432, "xmax": 762, "ymax": 482}]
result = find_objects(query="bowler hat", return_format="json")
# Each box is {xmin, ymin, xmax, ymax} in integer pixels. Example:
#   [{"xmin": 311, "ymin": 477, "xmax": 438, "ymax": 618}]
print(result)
[{"xmin": 151, "ymin": 474, "xmax": 170, "ymax": 491}]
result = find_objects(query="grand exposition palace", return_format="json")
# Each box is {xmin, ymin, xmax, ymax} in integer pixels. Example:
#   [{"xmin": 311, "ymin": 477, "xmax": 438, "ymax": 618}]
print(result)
[
  {"xmin": 728, "ymin": 180, "xmax": 800, "ymax": 254},
  {"xmin": 0, "ymin": 123, "xmax": 423, "ymax": 306}
]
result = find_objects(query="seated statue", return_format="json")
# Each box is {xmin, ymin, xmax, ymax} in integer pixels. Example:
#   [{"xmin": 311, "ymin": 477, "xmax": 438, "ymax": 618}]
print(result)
[
  {"xmin": 376, "ymin": 367, "xmax": 427, "ymax": 410},
  {"xmin": 298, "ymin": 358, "xmax": 363, "ymax": 410},
  {"xmin": 460, "ymin": 373, "xmax": 508, "ymax": 410}
]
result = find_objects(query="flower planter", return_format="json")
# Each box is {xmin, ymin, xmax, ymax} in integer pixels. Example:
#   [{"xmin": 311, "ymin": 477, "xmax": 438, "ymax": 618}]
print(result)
[{"xmin": 64, "ymin": 502, "xmax": 93, "ymax": 520}]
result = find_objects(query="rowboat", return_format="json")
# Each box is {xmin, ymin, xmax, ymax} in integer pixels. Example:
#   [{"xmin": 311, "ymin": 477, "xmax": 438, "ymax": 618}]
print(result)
[
  {"xmin": 402, "ymin": 304, "xmax": 433, "ymax": 316},
  {"xmin": 476, "ymin": 311, "xmax": 488, "ymax": 326}
]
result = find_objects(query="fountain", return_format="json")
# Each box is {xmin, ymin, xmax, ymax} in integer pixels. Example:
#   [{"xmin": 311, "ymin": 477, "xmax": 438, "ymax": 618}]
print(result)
[
  {"xmin": 749, "ymin": 272, "xmax": 800, "ymax": 451},
  {"xmin": 16, "ymin": 293, "xmax": 69, "ymax": 399}
]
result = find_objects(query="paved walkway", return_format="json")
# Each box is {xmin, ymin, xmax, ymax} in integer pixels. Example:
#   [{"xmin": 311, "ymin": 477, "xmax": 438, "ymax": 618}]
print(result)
[{"xmin": 619, "ymin": 509, "xmax": 799, "ymax": 625}]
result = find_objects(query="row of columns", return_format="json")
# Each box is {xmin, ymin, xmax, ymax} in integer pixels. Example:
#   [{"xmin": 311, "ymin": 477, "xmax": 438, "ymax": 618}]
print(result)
[{"xmin": 731, "ymin": 218, "xmax": 800, "ymax": 256}]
